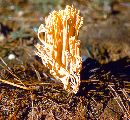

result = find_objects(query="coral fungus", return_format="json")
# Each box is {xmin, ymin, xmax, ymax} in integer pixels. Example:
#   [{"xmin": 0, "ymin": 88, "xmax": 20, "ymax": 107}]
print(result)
[{"xmin": 35, "ymin": 5, "xmax": 83, "ymax": 93}]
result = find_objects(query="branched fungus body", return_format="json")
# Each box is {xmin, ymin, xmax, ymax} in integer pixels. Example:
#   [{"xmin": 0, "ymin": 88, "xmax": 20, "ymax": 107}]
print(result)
[{"xmin": 35, "ymin": 5, "xmax": 83, "ymax": 93}]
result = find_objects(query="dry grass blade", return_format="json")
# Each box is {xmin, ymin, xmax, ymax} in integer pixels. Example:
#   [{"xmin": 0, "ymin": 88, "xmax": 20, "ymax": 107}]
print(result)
[
  {"xmin": 0, "ymin": 78, "xmax": 33, "ymax": 90},
  {"xmin": 108, "ymin": 85, "xmax": 129, "ymax": 117},
  {"xmin": 0, "ymin": 57, "xmax": 26, "ymax": 87},
  {"xmin": 31, "ymin": 64, "xmax": 41, "ymax": 81},
  {"xmin": 121, "ymin": 89, "xmax": 130, "ymax": 101}
]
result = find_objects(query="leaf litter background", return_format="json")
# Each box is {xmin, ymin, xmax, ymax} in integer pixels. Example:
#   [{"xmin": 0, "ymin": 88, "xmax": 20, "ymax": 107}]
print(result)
[{"xmin": 0, "ymin": 0, "xmax": 130, "ymax": 119}]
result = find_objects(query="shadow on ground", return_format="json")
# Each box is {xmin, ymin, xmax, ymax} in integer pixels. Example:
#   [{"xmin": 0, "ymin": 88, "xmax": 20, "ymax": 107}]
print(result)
[{"xmin": 70, "ymin": 57, "xmax": 130, "ymax": 119}]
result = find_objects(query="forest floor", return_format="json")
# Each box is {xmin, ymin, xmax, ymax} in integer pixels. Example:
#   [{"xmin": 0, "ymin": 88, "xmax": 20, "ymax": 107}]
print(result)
[{"xmin": 0, "ymin": 0, "xmax": 130, "ymax": 119}]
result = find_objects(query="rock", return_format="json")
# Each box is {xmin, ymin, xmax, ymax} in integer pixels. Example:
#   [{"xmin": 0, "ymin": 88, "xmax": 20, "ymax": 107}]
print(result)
[{"xmin": 8, "ymin": 54, "xmax": 16, "ymax": 60}]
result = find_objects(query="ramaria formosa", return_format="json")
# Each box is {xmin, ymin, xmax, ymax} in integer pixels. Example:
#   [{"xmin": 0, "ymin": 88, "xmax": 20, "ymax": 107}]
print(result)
[{"xmin": 35, "ymin": 5, "xmax": 83, "ymax": 93}]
